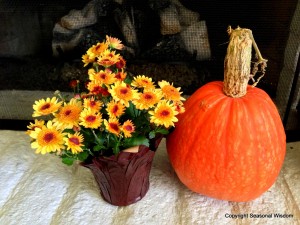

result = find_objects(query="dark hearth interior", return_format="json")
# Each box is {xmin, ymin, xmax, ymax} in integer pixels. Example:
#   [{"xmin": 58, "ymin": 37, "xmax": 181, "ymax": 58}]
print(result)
[{"xmin": 0, "ymin": 0, "xmax": 297, "ymax": 95}]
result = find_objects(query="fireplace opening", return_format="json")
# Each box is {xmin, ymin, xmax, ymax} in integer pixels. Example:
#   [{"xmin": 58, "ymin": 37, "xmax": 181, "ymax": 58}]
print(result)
[{"xmin": 0, "ymin": 0, "xmax": 299, "ymax": 133}]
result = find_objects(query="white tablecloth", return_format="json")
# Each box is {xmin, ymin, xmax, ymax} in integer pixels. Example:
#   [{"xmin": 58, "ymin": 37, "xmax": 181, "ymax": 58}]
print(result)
[{"xmin": 0, "ymin": 130, "xmax": 299, "ymax": 225}]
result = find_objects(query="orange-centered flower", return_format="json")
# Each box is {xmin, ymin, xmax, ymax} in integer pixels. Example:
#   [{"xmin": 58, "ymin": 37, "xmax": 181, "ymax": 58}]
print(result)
[
  {"xmin": 158, "ymin": 80, "xmax": 185, "ymax": 102},
  {"xmin": 53, "ymin": 98, "xmax": 82, "ymax": 129},
  {"xmin": 26, "ymin": 119, "xmax": 45, "ymax": 135},
  {"xmin": 115, "ymin": 56, "xmax": 126, "ymax": 69},
  {"xmin": 30, "ymin": 121, "xmax": 64, "ymax": 154},
  {"xmin": 105, "ymin": 35, "xmax": 124, "ymax": 50},
  {"xmin": 97, "ymin": 49, "xmax": 119, "ymax": 67},
  {"xmin": 82, "ymin": 54, "xmax": 94, "ymax": 67},
  {"xmin": 104, "ymin": 118, "xmax": 121, "ymax": 136},
  {"xmin": 87, "ymin": 81, "xmax": 101, "ymax": 95},
  {"xmin": 121, "ymin": 120, "xmax": 135, "ymax": 138},
  {"xmin": 149, "ymin": 100, "xmax": 178, "ymax": 128},
  {"xmin": 131, "ymin": 75, "xmax": 155, "ymax": 89},
  {"xmin": 173, "ymin": 101, "xmax": 186, "ymax": 114},
  {"xmin": 89, "ymin": 69, "xmax": 117, "ymax": 86},
  {"xmin": 88, "ymin": 42, "xmax": 108, "ymax": 58},
  {"xmin": 132, "ymin": 89, "xmax": 162, "ymax": 110},
  {"xmin": 106, "ymin": 100, "xmax": 125, "ymax": 118},
  {"xmin": 82, "ymin": 42, "xmax": 109, "ymax": 66},
  {"xmin": 109, "ymin": 81, "xmax": 139, "ymax": 107},
  {"xmin": 79, "ymin": 109, "xmax": 102, "ymax": 129},
  {"xmin": 114, "ymin": 69, "xmax": 127, "ymax": 81},
  {"xmin": 32, "ymin": 97, "xmax": 62, "ymax": 117},
  {"xmin": 83, "ymin": 97, "xmax": 102, "ymax": 112},
  {"xmin": 64, "ymin": 132, "xmax": 84, "ymax": 154}
]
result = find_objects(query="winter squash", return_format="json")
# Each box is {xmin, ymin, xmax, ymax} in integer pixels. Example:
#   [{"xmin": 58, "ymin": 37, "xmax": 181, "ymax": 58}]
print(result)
[
  {"xmin": 166, "ymin": 27, "xmax": 286, "ymax": 202},
  {"xmin": 167, "ymin": 27, "xmax": 286, "ymax": 202}
]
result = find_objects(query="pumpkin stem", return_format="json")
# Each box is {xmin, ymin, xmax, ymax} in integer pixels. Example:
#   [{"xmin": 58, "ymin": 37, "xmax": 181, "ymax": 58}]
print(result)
[{"xmin": 223, "ymin": 26, "xmax": 268, "ymax": 97}]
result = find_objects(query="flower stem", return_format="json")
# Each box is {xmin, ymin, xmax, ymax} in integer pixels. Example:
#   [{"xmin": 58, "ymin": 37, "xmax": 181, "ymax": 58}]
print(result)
[{"xmin": 91, "ymin": 129, "xmax": 102, "ymax": 145}]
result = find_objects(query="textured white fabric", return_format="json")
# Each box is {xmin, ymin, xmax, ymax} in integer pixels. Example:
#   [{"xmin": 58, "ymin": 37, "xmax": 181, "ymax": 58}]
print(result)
[{"xmin": 0, "ymin": 130, "xmax": 299, "ymax": 225}]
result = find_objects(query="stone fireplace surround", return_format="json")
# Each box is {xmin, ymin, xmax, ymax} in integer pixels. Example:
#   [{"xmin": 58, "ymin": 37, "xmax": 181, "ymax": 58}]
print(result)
[{"xmin": 0, "ymin": 0, "xmax": 299, "ymax": 132}]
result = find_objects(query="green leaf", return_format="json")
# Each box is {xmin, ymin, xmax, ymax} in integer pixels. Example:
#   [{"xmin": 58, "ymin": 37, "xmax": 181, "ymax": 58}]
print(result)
[
  {"xmin": 77, "ymin": 151, "xmax": 89, "ymax": 161},
  {"xmin": 123, "ymin": 136, "xmax": 149, "ymax": 148},
  {"xmin": 149, "ymin": 131, "xmax": 156, "ymax": 139},
  {"xmin": 155, "ymin": 127, "xmax": 169, "ymax": 135},
  {"xmin": 124, "ymin": 75, "xmax": 132, "ymax": 84},
  {"xmin": 81, "ymin": 128, "xmax": 94, "ymax": 143},
  {"xmin": 63, "ymin": 129, "xmax": 75, "ymax": 134},
  {"xmin": 62, "ymin": 157, "xmax": 75, "ymax": 166},
  {"xmin": 148, "ymin": 127, "xmax": 169, "ymax": 139},
  {"xmin": 94, "ymin": 134, "xmax": 105, "ymax": 146},
  {"xmin": 93, "ymin": 145, "xmax": 103, "ymax": 151}
]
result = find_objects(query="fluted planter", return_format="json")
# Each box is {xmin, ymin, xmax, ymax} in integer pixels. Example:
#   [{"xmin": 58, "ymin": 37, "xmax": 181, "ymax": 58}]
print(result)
[{"xmin": 82, "ymin": 137, "xmax": 162, "ymax": 206}]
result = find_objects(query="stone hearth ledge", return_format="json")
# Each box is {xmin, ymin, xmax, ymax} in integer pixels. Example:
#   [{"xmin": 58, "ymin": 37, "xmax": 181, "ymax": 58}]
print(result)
[
  {"xmin": 0, "ymin": 90, "xmax": 72, "ymax": 120},
  {"xmin": 0, "ymin": 130, "xmax": 299, "ymax": 225}
]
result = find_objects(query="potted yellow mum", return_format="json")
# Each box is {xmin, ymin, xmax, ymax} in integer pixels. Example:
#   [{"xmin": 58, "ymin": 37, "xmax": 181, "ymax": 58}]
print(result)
[{"xmin": 26, "ymin": 36, "xmax": 185, "ymax": 206}]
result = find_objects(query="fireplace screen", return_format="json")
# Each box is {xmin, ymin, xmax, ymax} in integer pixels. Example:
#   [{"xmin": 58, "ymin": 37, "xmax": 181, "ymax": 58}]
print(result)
[{"xmin": 0, "ymin": 0, "xmax": 299, "ymax": 134}]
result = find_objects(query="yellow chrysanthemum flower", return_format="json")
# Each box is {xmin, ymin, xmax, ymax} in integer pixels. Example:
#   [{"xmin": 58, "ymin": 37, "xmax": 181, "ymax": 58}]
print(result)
[
  {"xmin": 63, "ymin": 132, "xmax": 84, "ymax": 154},
  {"xmin": 97, "ymin": 49, "xmax": 120, "ymax": 67},
  {"xmin": 87, "ymin": 81, "xmax": 103, "ymax": 95},
  {"xmin": 88, "ymin": 68, "xmax": 96, "ymax": 77},
  {"xmin": 26, "ymin": 119, "xmax": 45, "ymax": 135},
  {"xmin": 79, "ymin": 109, "xmax": 102, "ymax": 129},
  {"xmin": 32, "ymin": 97, "xmax": 62, "ymax": 117},
  {"xmin": 82, "ymin": 54, "xmax": 94, "ymax": 67},
  {"xmin": 174, "ymin": 101, "xmax": 185, "ymax": 114},
  {"xmin": 158, "ymin": 80, "xmax": 185, "ymax": 102},
  {"xmin": 87, "ymin": 42, "xmax": 109, "ymax": 59},
  {"xmin": 104, "ymin": 118, "xmax": 121, "ymax": 136},
  {"xmin": 131, "ymin": 75, "xmax": 155, "ymax": 89},
  {"xmin": 30, "ymin": 121, "xmax": 64, "ymax": 154},
  {"xmin": 106, "ymin": 100, "xmax": 125, "ymax": 118},
  {"xmin": 114, "ymin": 69, "xmax": 127, "ymax": 81},
  {"xmin": 109, "ymin": 81, "xmax": 139, "ymax": 107},
  {"xmin": 132, "ymin": 89, "xmax": 162, "ymax": 110},
  {"xmin": 83, "ymin": 97, "xmax": 102, "ymax": 112},
  {"xmin": 149, "ymin": 100, "xmax": 178, "ymax": 128},
  {"xmin": 89, "ymin": 69, "xmax": 117, "ymax": 86},
  {"xmin": 121, "ymin": 120, "xmax": 135, "ymax": 138},
  {"xmin": 53, "ymin": 98, "xmax": 82, "ymax": 129},
  {"xmin": 115, "ymin": 57, "xmax": 126, "ymax": 69},
  {"xmin": 106, "ymin": 35, "xmax": 124, "ymax": 50}
]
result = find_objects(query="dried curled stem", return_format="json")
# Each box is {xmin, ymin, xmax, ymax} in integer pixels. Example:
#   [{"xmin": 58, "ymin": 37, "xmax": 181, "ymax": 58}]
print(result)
[
  {"xmin": 224, "ymin": 26, "xmax": 268, "ymax": 97},
  {"xmin": 247, "ymin": 28, "xmax": 268, "ymax": 87},
  {"xmin": 250, "ymin": 59, "xmax": 267, "ymax": 87}
]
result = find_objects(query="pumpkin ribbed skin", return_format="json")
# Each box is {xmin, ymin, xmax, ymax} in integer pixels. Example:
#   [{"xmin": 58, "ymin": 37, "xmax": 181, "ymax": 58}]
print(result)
[{"xmin": 166, "ymin": 81, "xmax": 286, "ymax": 202}]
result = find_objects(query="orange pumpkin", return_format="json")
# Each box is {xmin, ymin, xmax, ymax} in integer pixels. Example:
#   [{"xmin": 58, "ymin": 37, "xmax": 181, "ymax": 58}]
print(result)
[{"xmin": 166, "ymin": 27, "xmax": 286, "ymax": 202}]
